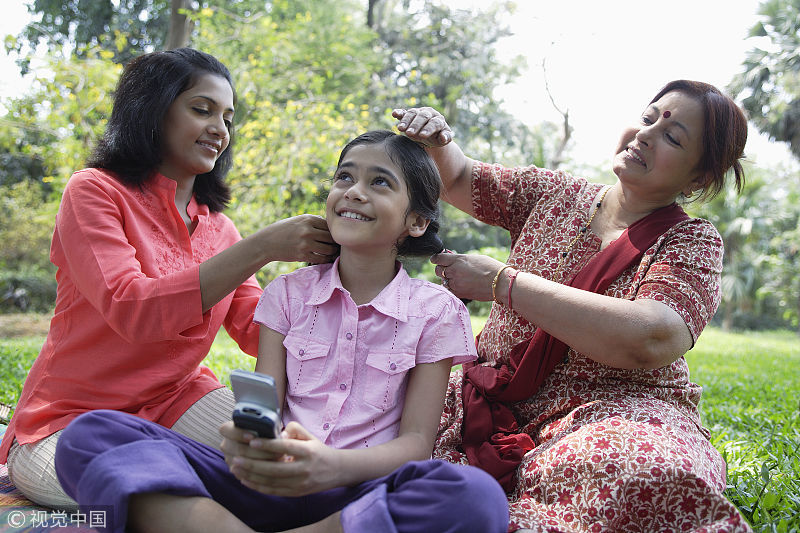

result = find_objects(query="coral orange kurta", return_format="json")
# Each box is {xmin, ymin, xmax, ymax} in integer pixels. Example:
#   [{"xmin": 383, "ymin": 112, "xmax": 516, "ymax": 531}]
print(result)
[{"xmin": 1, "ymin": 168, "xmax": 261, "ymax": 462}]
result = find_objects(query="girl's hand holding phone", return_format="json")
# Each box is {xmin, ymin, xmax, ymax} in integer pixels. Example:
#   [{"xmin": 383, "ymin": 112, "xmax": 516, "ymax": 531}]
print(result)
[
  {"xmin": 219, "ymin": 421, "xmax": 286, "ymax": 466},
  {"xmin": 223, "ymin": 421, "xmax": 344, "ymax": 497}
]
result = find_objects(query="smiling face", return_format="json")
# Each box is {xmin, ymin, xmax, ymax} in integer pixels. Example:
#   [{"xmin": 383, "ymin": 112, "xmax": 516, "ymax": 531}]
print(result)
[
  {"xmin": 158, "ymin": 73, "xmax": 234, "ymax": 183},
  {"xmin": 612, "ymin": 90, "xmax": 708, "ymax": 205},
  {"xmin": 325, "ymin": 142, "xmax": 429, "ymax": 257}
]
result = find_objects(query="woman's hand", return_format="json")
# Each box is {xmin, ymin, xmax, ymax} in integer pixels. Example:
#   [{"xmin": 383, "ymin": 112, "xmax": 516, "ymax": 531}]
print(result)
[
  {"xmin": 392, "ymin": 107, "xmax": 453, "ymax": 147},
  {"xmin": 221, "ymin": 421, "xmax": 343, "ymax": 497},
  {"xmin": 260, "ymin": 214, "xmax": 338, "ymax": 265},
  {"xmin": 430, "ymin": 252, "xmax": 507, "ymax": 302}
]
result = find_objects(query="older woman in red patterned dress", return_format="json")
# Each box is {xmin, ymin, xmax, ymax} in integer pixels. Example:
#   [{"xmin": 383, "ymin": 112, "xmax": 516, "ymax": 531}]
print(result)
[{"xmin": 392, "ymin": 80, "xmax": 752, "ymax": 532}]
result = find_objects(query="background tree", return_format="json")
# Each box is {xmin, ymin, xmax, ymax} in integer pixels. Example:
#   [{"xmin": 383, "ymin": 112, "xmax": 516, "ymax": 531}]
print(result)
[
  {"xmin": 4, "ymin": 0, "xmax": 550, "ymax": 287},
  {"xmin": 729, "ymin": 0, "xmax": 800, "ymax": 160},
  {"xmin": 11, "ymin": 0, "xmax": 170, "ymax": 67}
]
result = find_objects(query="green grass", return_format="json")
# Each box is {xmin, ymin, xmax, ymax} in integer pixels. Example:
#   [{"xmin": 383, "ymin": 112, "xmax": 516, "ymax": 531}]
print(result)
[
  {"xmin": 1, "ymin": 323, "xmax": 798, "ymax": 530},
  {"xmin": 684, "ymin": 329, "xmax": 800, "ymax": 531}
]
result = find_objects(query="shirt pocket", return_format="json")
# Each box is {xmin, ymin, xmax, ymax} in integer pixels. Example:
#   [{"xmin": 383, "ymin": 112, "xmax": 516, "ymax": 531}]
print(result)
[
  {"xmin": 362, "ymin": 351, "xmax": 416, "ymax": 410},
  {"xmin": 284, "ymin": 334, "xmax": 330, "ymax": 395}
]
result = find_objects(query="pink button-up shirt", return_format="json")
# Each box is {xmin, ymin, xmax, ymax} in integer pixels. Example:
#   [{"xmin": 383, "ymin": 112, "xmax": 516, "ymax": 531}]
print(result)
[{"xmin": 253, "ymin": 259, "xmax": 477, "ymax": 450}]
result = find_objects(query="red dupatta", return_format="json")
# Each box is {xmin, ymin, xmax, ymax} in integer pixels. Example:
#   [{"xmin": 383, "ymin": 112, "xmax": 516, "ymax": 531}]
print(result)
[{"xmin": 461, "ymin": 202, "xmax": 690, "ymax": 491}]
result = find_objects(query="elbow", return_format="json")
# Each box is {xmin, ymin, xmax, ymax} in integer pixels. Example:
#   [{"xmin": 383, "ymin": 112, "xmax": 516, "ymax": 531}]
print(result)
[
  {"xmin": 403, "ymin": 431, "xmax": 436, "ymax": 461},
  {"xmin": 622, "ymin": 326, "xmax": 686, "ymax": 369}
]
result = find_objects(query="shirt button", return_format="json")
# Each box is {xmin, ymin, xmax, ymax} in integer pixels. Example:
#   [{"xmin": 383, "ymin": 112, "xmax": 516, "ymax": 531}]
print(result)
[
  {"xmin": 323, "ymin": 423, "xmax": 330, "ymax": 430},
  {"xmin": 346, "ymin": 332, "xmax": 353, "ymax": 340},
  {"xmin": 339, "ymin": 383, "xmax": 347, "ymax": 391},
  {"xmin": 389, "ymin": 363, "xmax": 397, "ymax": 371},
  {"xmin": 298, "ymin": 349, "xmax": 305, "ymax": 356}
]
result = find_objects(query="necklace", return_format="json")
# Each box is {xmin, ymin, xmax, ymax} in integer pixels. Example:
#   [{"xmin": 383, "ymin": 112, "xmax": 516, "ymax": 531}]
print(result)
[{"xmin": 553, "ymin": 186, "xmax": 610, "ymax": 279}]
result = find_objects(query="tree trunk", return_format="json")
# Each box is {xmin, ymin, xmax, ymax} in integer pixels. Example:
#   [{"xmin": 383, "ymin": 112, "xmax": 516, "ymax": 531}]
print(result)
[{"xmin": 166, "ymin": 0, "xmax": 193, "ymax": 50}]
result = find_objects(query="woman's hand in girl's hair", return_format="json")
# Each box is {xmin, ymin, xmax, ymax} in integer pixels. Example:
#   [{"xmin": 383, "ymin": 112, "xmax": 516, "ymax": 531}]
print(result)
[
  {"xmin": 225, "ymin": 421, "xmax": 343, "ymax": 497},
  {"xmin": 431, "ymin": 252, "xmax": 507, "ymax": 302},
  {"xmin": 261, "ymin": 214, "xmax": 339, "ymax": 265},
  {"xmin": 392, "ymin": 107, "xmax": 453, "ymax": 147}
]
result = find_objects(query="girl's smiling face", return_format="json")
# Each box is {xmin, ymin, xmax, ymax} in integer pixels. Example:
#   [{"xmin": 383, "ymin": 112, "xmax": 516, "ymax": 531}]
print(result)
[
  {"xmin": 158, "ymin": 73, "xmax": 234, "ymax": 183},
  {"xmin": 326, "ymin": 143, "xmax": 428, "ymax": 256},
  {"xmin": 612, "ymin": 91, "xmax": 708, "ymax": 205}
]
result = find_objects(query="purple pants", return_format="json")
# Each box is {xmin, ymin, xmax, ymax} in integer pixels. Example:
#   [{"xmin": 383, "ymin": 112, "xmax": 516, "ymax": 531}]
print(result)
[{"xmin": 54, "ymin": 410, "xmax": 508, "ymax": 533}]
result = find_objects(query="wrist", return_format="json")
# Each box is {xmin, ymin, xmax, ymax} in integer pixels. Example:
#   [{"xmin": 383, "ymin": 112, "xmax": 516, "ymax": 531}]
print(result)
[
  {"xmin": 252, "ymin": 226, "xmax": 278, "ymax": 265},
  {"xmin": 494, "ymin": 267, "xmax": 518, "ymax": 307},
  {"xmin": 491, "ymin": 265, "xmax": 511, "ymax": 303}
]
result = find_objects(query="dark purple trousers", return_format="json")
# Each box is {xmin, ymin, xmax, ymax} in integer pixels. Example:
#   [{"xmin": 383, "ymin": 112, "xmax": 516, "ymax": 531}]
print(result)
[{"xmin": 54, "ymin": 410, "xmax": 508, "ymax": 533}]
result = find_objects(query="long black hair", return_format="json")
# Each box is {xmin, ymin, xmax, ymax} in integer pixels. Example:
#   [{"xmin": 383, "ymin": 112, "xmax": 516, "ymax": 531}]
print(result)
[
  {"xmin": 336, "ymin": 130, "xmax": 444, "ymax": 257},
  {"xmin": 87, "ymin": 48, "xmax": 235, "ymax": 212}
]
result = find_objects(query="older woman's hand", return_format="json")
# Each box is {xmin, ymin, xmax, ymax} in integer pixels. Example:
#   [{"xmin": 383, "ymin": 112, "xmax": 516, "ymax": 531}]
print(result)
[
  {"xmin": 431, "ymin": 252, "xmax": 507, "ymax": 302},
  {"xmin": 392, "ymin": 107, "xmax": 453, "ymax": 147}
]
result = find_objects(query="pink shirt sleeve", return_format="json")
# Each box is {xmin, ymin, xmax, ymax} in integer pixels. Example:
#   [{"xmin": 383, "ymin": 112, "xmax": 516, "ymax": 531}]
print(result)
[
  {"xmin": 54, "ymin": 171, "xmax": 205, "ymax": 343},
  {"xmin": 415, "ymin": 292, "xmax": 478, "ymax": 366},
  {"xmin": 253, "ymin": 275, "xmax": 292, "ymax": 335}
]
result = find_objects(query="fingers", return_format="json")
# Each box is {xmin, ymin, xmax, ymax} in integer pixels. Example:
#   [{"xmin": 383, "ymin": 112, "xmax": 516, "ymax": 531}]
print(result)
[
  {"xmin": 219, "ymin": 423, "xmax": 283, "ymax": 463},
  {"xmin": 392, "ymin": 107, "xmax": 452, "ymax": 146},
  {"xmin": 287, "ymin": 215, "xmax": 339, "ymax": 263},
  {"xmin": 228, "ymin": 439, "xmax": 320, "ymax": 496},
  {"xmin": 281, "ymin": 421, "xmax": 315, "ymax": 441},
  {"xmin": 430, "ymin": 252, "xmax": 460, "ymax": 267}
]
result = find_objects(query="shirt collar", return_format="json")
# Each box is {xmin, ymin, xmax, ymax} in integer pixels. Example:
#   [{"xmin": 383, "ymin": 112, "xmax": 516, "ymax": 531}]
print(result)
[
  {"xmin": 307, "ymin": 257, "xmax": 410, "ymax": 322},
  {"xmin": 148, "ymin": 172, "xmax": 209, "ymax": 219}
]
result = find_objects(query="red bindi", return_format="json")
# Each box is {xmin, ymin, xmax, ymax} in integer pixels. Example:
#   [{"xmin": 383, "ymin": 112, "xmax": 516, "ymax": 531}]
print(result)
[{"xmin": 663, "ymin": 110, "xmax": 671, "ymax": 119}]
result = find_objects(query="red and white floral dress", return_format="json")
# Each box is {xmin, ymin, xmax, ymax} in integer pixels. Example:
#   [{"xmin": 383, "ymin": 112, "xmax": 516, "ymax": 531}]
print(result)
[{"xmin": 434, "ymin": 162, "xmax": 751, "ymax": 532}]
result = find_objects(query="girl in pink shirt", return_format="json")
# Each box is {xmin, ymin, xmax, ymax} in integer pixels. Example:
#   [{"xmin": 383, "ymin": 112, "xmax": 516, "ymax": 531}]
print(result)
[
  {"xmin": 53, "ymin": 131, "xmax": 509, "ymax": 532},
  {"xmin": 1, "ymin": 48, "xmax": 338, "ymax": 510}
]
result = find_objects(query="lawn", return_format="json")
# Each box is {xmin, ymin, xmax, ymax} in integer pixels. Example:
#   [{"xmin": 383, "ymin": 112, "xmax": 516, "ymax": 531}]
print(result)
[{"xmin": 1, "ymin": 317, "xmax": 797, "ymax": 531}]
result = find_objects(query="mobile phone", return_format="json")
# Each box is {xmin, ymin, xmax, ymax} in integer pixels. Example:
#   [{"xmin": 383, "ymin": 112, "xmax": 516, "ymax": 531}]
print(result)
[{"xmin": 230, "ymin": 369, "xmax": 282, "ymax": 439}]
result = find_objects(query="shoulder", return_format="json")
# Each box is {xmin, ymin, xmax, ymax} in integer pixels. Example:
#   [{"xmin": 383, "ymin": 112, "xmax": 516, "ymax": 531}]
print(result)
[
  {"xmin": 66, "ymin": 168, "xmax": 125, "ymax": 191},
  {"xmin": 269, "ymin": 263, "xmax": 330, "ymax": 290},
  {"xmin": 646, "ymin": 216, "xmax": 724, "ymax": 271},
  {"xmin": 662, "ymin": 217, "xmax": 722, "ymax": 246},
  {"xmin": 61, "ymin": 168, "xmax": 143, "ymax": 210},
  {"xmin": 406, "ymin": 277, "xmax": 469, "ymax": 316},
  {"xmin": 474, "ymin": 161, "xmax": 584, "ymax": 187}
]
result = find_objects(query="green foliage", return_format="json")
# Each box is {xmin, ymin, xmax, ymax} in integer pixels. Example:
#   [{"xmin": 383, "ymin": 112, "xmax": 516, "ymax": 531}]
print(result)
[
  {"xmin": 0, "ymin": 337, "xmax": 43, "ymax": 422},
  {"xmin": 0, "ymin": 271, "xmax": 57, "ymax": 314},
  {"xmin": 729, "ymin": 0, "xmax": 800, "ymax": 159},
  {"xmin": 370, "ymin": 1, "xmax": 559, "ymax": 168},
  {"xmin": 1, "ymin": 45, "xmax": 119, "ymax": 193},
  {"xmin": 686, "ymin": 328, "xmax": 800, "ymax": 530},
  {"xmin": 11, "ymin": 0, "xmax": 171, "ymax": 67},
  {"xmin": 0, "ymin": 181, "xmax": 56, "ymax": 272},
  {"xmin": 691, "ymin": 164, "xmax": 800, "ymax": 332}
]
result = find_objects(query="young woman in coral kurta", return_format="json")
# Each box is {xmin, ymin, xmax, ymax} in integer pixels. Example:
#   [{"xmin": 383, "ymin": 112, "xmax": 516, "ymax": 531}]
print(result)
[{"xmin": 0, "ymin": 48, "xmax": 337, "ymax": 510}]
